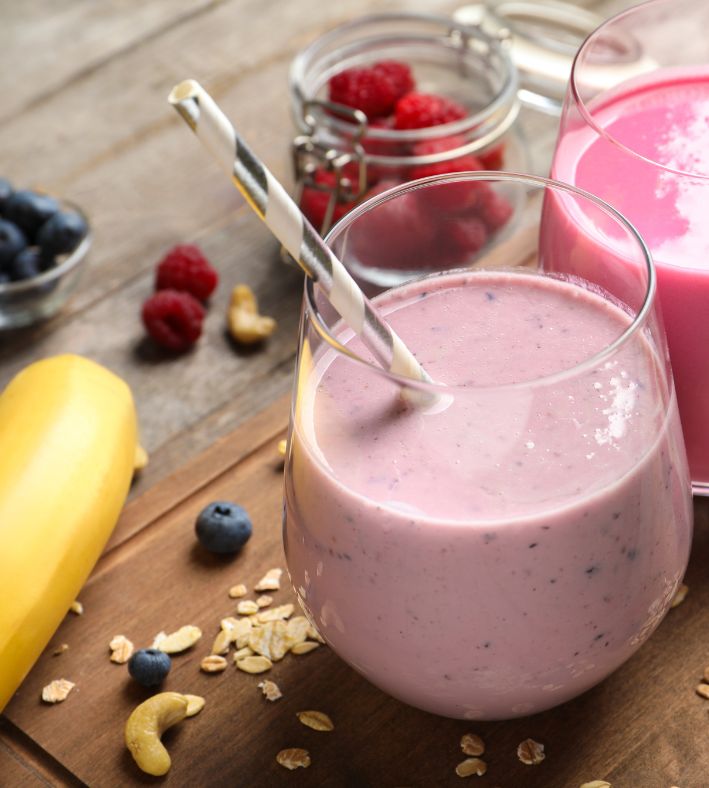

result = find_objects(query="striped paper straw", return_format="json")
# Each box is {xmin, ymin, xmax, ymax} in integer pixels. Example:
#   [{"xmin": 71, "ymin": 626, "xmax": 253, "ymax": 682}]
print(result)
[{"xmin": 168, "ymin": 79, "xmax": 431, "ymax": 386}]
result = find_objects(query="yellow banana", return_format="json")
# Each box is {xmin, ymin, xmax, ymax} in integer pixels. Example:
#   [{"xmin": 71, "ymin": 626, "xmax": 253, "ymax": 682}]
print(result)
[{"xmin": 0, "ymin": 354, "xmax": 139, "ymax": 712}]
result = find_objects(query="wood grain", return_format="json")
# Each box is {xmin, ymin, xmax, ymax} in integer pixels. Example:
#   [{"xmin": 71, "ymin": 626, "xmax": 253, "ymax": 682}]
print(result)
[{"xmin": 3, "ymin": 394, "xmax": 708, "ymax": 787}]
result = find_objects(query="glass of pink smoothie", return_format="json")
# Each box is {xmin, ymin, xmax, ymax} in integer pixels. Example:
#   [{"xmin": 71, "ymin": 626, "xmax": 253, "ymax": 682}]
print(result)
[
  {"xmin": 283, "ymin": 173, "xmax": 692, "ymax": 720},
  {"xmin": 550, "ymin": 0, "xmax": 709, "ymax": 493}
]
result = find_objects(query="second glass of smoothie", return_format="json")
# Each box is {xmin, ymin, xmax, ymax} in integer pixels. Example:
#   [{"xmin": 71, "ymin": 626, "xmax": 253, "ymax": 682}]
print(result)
[
  {"xmin": 550, "ymin": 0, "xmax": 709, "ymax": 493},
  {"xmin": 283, "ymin": 174, "xmax": 692, "ymax": 720}
]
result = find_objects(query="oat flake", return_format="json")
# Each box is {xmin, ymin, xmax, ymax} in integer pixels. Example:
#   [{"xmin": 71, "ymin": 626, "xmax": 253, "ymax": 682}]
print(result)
[
  {"xmin": 517, "ymin": 738, "xmax": 545, "ymax": 765},
  {"xmin": 258, "ymin": 680, "xmax": 283, "ymax": 701},
  {"xmin": 255, "ymin": 568, "xmax": 283, "ymax": 592},
  {"xmin": 276, "ymin": 748, "xmax": 310, "ymax": 770},
  {"xmin": 297, "ymin": 710, "xmax": 334, "ymax": 732},
  {"xmin": 455, "ymin": 757, "xmax": 487, "ymax": 777},
  {"xmin": 109, "ymin": 634, "xmax": 134, "ymax": 664},
  {"xmin": 42, "ymin": 679, "xmax": 75, "ymax": 703},
  {"xmin": 460, "ymin": 733, "xmax": 485, "ymax": 757}
]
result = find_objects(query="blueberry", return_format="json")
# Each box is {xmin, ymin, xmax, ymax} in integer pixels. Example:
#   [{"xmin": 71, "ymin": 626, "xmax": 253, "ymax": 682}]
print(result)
[
  {"xmin": 0, "ymin": 178, "xmax": 13, "ymax": 214},
  {"xmin": 0, "ymin": 219, "xmax": 27, "ymax": 268},
  {"xmin": 195, "ymin": 501, "xmax": 253, "ymax": 553},
  {"xmin": 127, "ymin": 648, "xmax": 172, "ymax": 687},
  {"xmin": 5, "ymin": 190, "xmax": 59, "ymax": 241},
  {"xmin": 7, "ymin": 247, "xmax": 42, "ymax": 281},
  {"xmin": 37, "ymin": 210, "xmax": 87, "ymax": 257}
]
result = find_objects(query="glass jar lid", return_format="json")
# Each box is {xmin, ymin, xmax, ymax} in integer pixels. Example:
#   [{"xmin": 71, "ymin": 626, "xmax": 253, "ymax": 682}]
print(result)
[{"xmin": 454, "ymin": 0, "xmax": 605, "ymax": 114}]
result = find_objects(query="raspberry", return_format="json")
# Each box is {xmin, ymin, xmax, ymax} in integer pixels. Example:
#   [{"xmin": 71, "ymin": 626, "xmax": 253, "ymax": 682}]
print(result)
[
  {"xmin": 440, "ymin": 216, "xmax": 488, "ymax": 265},
  {"xmin": 328, "ymin": 60, "xmax": 414, "ymax": 119},
  {"xmin": 372, "ymin": 61, "xmax": 414, "ymax": 99},
  {"xmin": 300, "ymin": 170, "xmax": 357, "ymax": 232},
  {"xmin": 394, "ymin": 92, "xmax": 467, "ymax": 130},
  {"xmin": 142, "ymin": 289, "xmax": 205, "ymax": 352},
  {"xmin": 349, "ymin": 180, "xmax": 437, "ymax": 271},
  {"xmin": 478, "ymin": 143, "xmax": 506, "ymax": 170},
  {"xmin": 155, "ymin": 244, "xmax": 218, "ymax": 302},
  {"xmin": 478, "ymin": 188, "xmax": 514, "ymax": 231},
  {"xmin": 409, "ymin": 150, "xmax": 485, "ymax": 214}
]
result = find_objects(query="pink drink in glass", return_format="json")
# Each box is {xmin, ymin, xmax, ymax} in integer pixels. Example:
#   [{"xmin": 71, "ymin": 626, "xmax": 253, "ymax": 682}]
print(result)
[
  {"xmin": 284, "ymin": 267, "xmax": 691, "ymax": 719},
  {"xmin": 552, "ymin": 66, "xmax": 709, "ymax": 486}
]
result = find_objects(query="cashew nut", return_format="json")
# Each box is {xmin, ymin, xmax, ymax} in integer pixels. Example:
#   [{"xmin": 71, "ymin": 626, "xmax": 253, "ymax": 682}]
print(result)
[
  {"xmin": 124, "ymin": 691, "xmax": 188, "ymax": 776},
  {"xmin": 228, "ymin": 284, "xmax": 277, "ymax": 345}
]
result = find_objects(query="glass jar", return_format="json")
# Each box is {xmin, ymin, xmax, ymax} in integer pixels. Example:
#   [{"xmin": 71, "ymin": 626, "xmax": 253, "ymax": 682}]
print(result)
[{"xmin": 289, "ymin": 12, "xmax": 525, "ymax": 245}]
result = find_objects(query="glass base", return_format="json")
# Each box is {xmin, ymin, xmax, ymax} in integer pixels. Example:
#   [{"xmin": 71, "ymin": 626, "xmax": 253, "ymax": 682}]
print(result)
[{"xmin": 693, "ymin": 480, "xmax": 709, "ymax": 497}]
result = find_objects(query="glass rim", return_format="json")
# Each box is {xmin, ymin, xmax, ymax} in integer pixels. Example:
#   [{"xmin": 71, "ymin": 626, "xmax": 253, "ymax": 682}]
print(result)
[
  {"xmin": 303, "ymin": 171, "xmax": 657, "ymax": 394},
  {"xmin": 289, "ymin": 11, "xmax": 520, "ymax": 146},
  {"xmin": 569, "ymin": 0, "xmax": 709, "ymax": 180}
]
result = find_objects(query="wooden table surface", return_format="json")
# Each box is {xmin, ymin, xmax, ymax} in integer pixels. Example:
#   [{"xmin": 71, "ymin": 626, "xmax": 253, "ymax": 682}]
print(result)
[{"xmin": 2, "ymin": 1, "xmax": 704, "ymax": 787}]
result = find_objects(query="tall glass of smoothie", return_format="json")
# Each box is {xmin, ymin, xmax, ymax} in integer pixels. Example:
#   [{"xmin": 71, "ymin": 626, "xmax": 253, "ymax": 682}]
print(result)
[
  {"xmin": 549, "ymin": 0, "xmax": 709, "ymax": 493},
  {"xmin": 283, "ymin": 173, "xmax": 692, "ymax": 720}
]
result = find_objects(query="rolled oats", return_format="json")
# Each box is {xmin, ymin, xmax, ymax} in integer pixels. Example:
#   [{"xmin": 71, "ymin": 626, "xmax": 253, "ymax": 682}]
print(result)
[
  {"xmin": 229, "ymin": 584, "xmax": 248, "ymax": 599},
  {"xmin": 69, "ymin": 600, "xmax": 83, "ymax": 615},
  {"xmin": 671, "ymin": 583, "xmax": 689, "ymax": 608},
  {"xmin": 291, "ymin": 641, "xmax": 320, "ymax": 655},
  {"xmin": 695, "ymin": 683, "xmax": 709, "ymax": 699},
  {"xmin": 276, "ymin": 748, "xmax": 311, "ymax": 770},
  {"xmin": 183, "ymin": 694, "xmax": 206, "ymax": 717},
  {"xmin": 297, "ymin": 710, "xmax": 334, "ymax": 731},
  {"xmin": 460, "ymin": 733, "xmax": 485, "ymax": 757},
  {"xmin": 255, "ymin": 568, "xmax": 283, "ymax": 592},
  {"xmin": 233, "ymin": 646, "xmax": 254, "ymax": 661},
  {"xmin": 155, "ymin": 625, "xmax": 202, "ymax": 654},
  {"xmin": 579, "ymin": 782, "xmax": 611, "ymax": 788},
  {"xmin": 249, "ymin": 621, "xmax": 289, "ymax": 661},
  {"xmin": 258, "ymin": 680, "xmax": 283, "ymax": 701},
  {"xmin": 278, "ymin": 439, "xmax": 287, "ymax": 456},
  {"xmin": 42, "ymin": 679, "xmax": 75, "ymax": 703},
  {"xmin": 286, "ymin": 616, "xmax": 310, "ymax": 648},
  {"xmin": 109, "ymin": 634, "xmax": 134, "ymax": 664},
  {"xmin": 517, "ymin": 739, "xmax": 545, "ymax": 765},
  {"xmin": 211, "ymin": 629, "xmax": 232, "ymax": 655},
  {"xmin": 236, "ymin": 655, "xmax": 273, "ymax": 674},
  {"xmin": 200, "ymin": 655, "xmax": 228, "ymax": 673},
  {"xmin": 305, "ymin": 623, "xmax": 326, "ymax": 644},
  {"xmin": 52, "ymin": 643, "xmax": 69, "ymax": 656},
  {"xmin": 237, "ymin": 600, "xmax": 260, "ymax": 616},
  {"xmin": 256, "ymin": 595, "xmax": 273, "ymax": 608},
  {"xmin": 257, "ymin": 603, "xmax": 294, "ymax": 623},
  {"xmin": 455, "ymin": 758, "xmax": 487, "ymax": 777}
]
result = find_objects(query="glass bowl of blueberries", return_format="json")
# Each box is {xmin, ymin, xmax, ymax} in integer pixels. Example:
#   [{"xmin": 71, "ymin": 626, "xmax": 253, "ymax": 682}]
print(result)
[{"xmin": 0, "ymin": 178, "xmax": 90, "ymax": 329}]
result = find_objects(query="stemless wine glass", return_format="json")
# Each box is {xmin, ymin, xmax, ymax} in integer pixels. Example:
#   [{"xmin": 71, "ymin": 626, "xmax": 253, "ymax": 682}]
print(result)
[
  {"xmin": 282, "ymin": 173, "xmax": 692, "ymax": 720},
  {"xmin": 550, "ymin": 0, "xmax": 709, "ymax": 493}
]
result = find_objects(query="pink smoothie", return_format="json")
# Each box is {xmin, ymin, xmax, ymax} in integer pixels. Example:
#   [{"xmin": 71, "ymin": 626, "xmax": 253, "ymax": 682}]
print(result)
[
  {"xmin": 551, "ymin": 67, "xmax": 709, "ymax": 487},
  {"xmin": 284, "ymin": 271, "xmax": 691, "ymax": 720}
]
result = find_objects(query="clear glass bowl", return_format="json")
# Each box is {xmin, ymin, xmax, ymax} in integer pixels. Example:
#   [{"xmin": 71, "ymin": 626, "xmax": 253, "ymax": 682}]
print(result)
[{"xmin": 0, "ymin": 202, "xmax": 91, "ymax": 329}]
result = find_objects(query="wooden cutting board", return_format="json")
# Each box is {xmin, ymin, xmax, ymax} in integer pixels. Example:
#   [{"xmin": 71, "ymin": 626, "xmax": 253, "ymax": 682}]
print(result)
[{"xmin": 2, "ymin": 236, "xmax": 709, "ymax": 787}]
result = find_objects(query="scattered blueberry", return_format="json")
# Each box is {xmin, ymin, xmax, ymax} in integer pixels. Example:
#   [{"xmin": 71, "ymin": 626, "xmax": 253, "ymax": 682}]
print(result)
[
  {"xmin": 5, "ymin": 190, "xmax": 59, "ymax": 241},
  {"xmin": 37, "ymin": 210, "xmax": 87, "ymax": 257},
  {"xmin": 127, "ymin": 648, "xmax": 172, "ymax": 687},
  {"xmin": 195, "ymin": 501, "xmax": 253, "ymax": 554},
  {"xmin": 7, "ymin": 247, "xmax": 43, "ymax": 281},
  {"xmin": 0, "ymin": 219, "xmax": 27, "ymax": 268},
  {"xmin": 0, "ymin": 178, "xmax": 13, "ymax": 214}
]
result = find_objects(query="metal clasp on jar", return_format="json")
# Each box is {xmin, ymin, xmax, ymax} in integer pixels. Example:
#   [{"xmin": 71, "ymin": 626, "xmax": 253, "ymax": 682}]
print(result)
[{"xmin": 292, "ymin": 100, "xmax": 372, "ymax": 235}]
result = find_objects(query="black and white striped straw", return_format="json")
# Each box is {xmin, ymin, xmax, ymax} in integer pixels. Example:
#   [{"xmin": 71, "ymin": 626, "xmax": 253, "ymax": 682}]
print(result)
[{"xmin": 168, "ymin": 79, "xmax": 431, "ymax": 387}]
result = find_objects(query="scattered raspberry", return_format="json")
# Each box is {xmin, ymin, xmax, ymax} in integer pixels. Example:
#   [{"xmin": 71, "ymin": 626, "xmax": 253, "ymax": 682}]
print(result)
[
  {"xmin": 155, "ymin": 244, "xmax": 219, "ymax": 302},
  {"xmin": 478, "ymin": 143, "xmax": 506, "ymax": 170},
  {"xmin": 328, "ymin": 60, "xmax": 414, "ymax": 119},
  {"xmin": 394, "ymin": 92, "xmax": 467, "ymax": 130},
  {"xmin": 142, "ymin": 289, "xmax": 205, "ymax": 352},
  {"xmin": 300, "ymin": 169, "xmax": 358, "ymax": 232},
  {"xmin": 478, "ymin": 188, "xmax": 514, "ymax": 231}
]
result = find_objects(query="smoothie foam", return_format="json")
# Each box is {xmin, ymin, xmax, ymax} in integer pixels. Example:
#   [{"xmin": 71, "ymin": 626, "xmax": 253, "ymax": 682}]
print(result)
[
  {"xmin": 551, "ymin": 67, "xmax": 709, "ymax": 484},
  {"xmin": 284, "ymin": 270, "xmax": 691, "ymax": 719}
]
